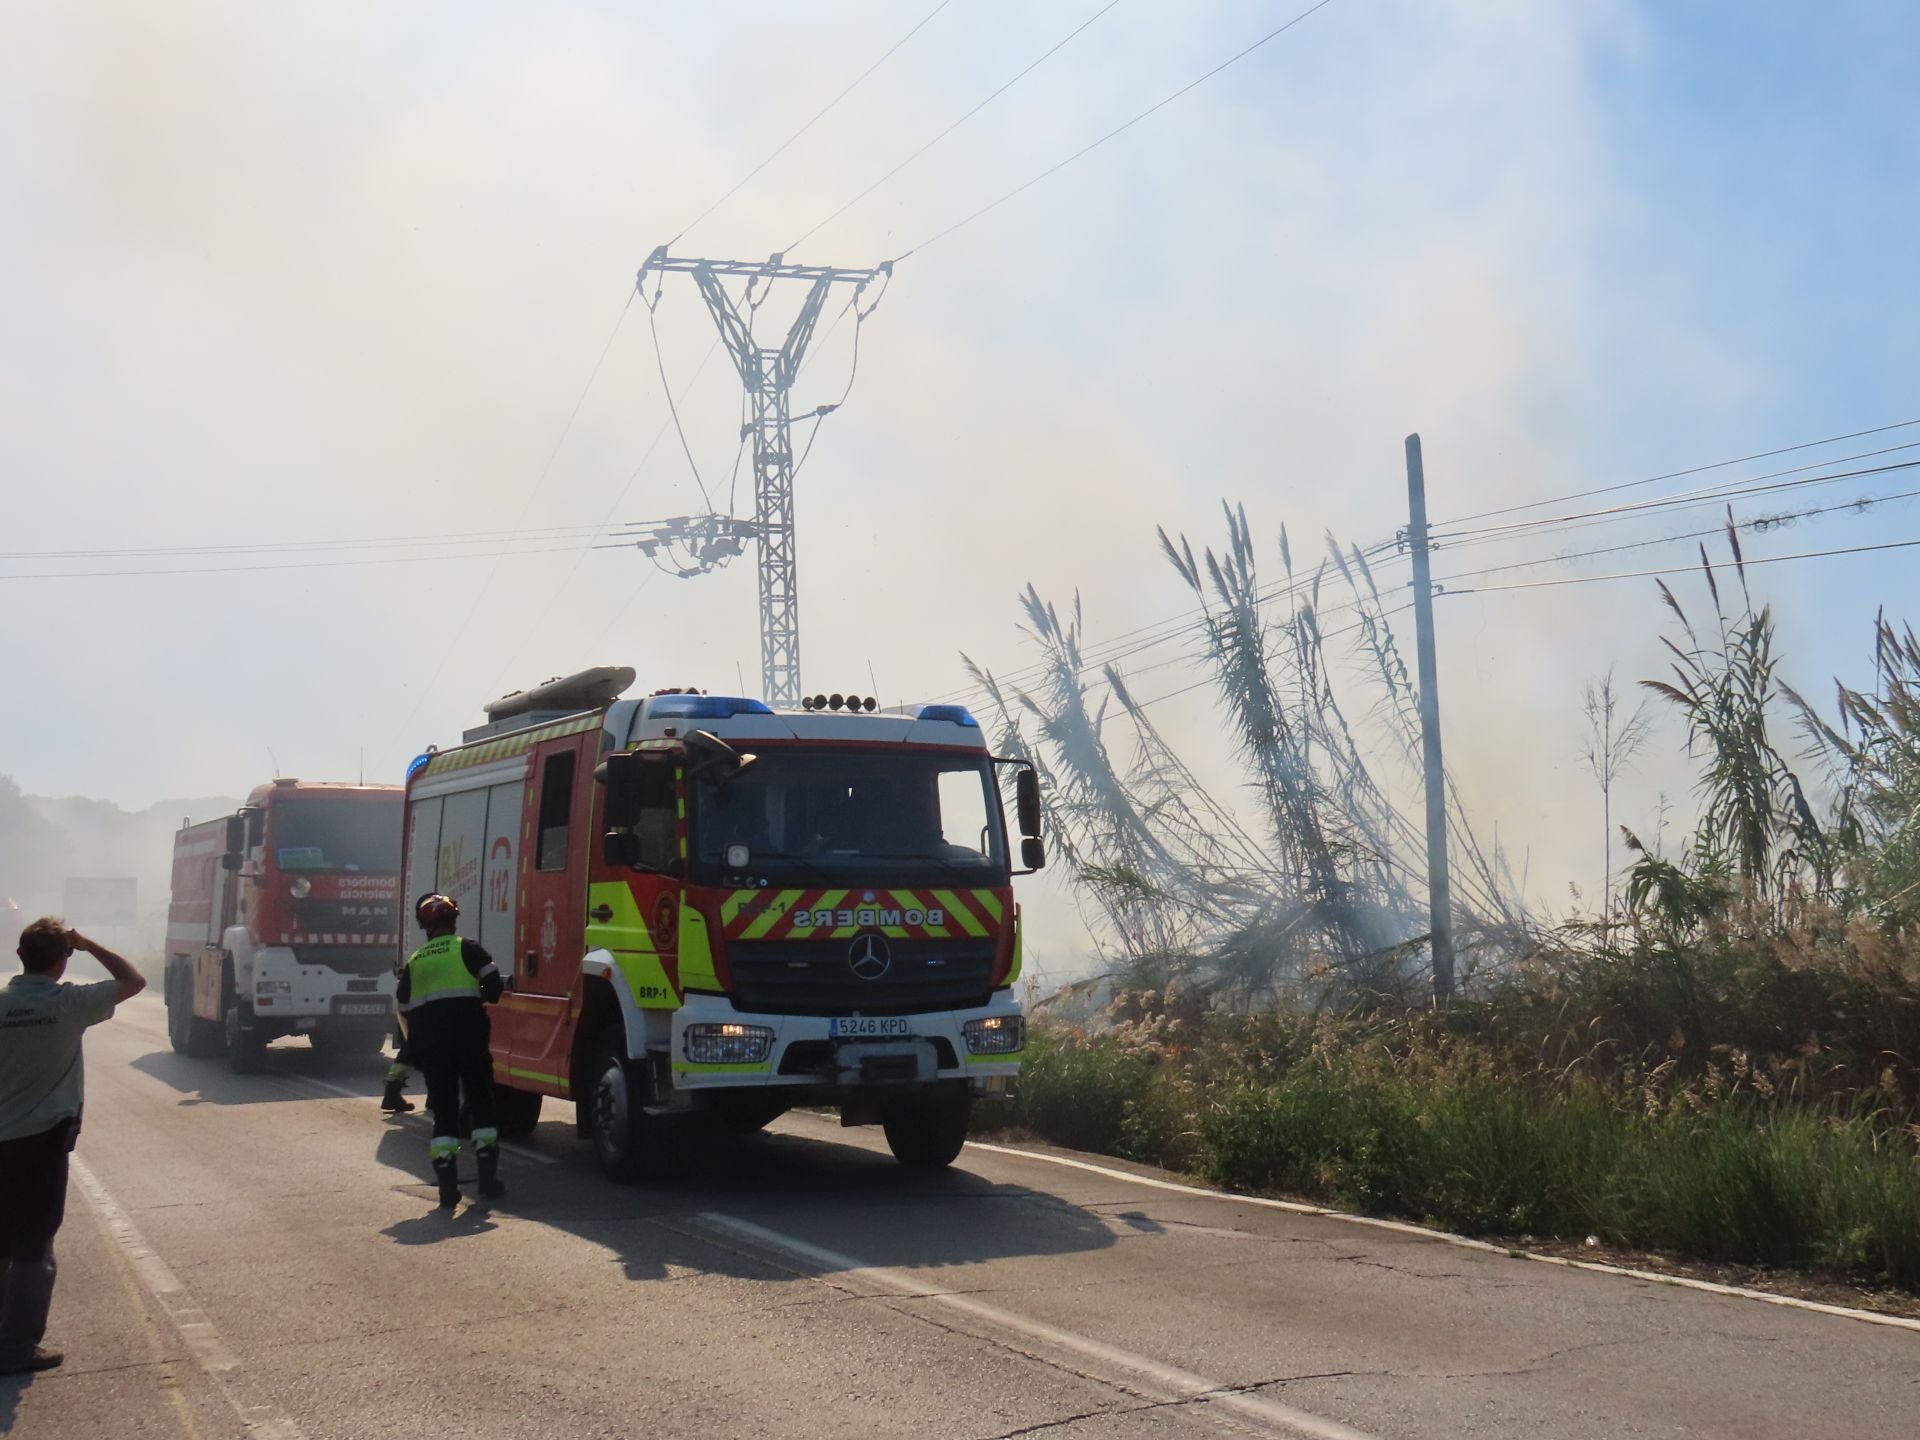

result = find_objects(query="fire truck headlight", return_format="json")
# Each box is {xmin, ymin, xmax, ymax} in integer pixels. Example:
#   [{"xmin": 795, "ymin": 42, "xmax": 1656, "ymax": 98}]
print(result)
[
  {"xmin": 289, "ymin": 877, "xmax": 312, "ymax": 899},
  {"xmin": 963, "ymin": 1015, "xmax": 1024, "ymax": 1056},
  {"xmin": 684, "ymin": 1023, "xmax": 774, "ymax": 1066}
]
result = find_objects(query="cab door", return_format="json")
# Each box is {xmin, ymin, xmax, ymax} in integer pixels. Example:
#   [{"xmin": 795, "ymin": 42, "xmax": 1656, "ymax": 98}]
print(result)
[{"xmin": 510, "ymin": 734, "xmax": 593, "ymax": 1083}]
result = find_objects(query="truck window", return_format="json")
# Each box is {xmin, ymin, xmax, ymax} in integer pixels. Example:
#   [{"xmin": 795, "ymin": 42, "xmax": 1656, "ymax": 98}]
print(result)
[
  {"xmin": 937, "ymin": 768, "xmax": 993, "ymax": 860},
  {"xmin": 537, "ymin": 751, "xmax": 576, "ymax": 872},
  {"xmin": 635, "ymin": 762, "xmax": 677, "ymax": 872}
]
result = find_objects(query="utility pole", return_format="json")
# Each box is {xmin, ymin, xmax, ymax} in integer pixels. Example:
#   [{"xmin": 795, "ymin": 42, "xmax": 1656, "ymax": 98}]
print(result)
[
  {"xmin": 636, "ymin": 248, "xmax": 888, "ymax": 707},
  {"xmin": 1404, "ymin": 433, "xmax": 1455, "ymax": 1003}
]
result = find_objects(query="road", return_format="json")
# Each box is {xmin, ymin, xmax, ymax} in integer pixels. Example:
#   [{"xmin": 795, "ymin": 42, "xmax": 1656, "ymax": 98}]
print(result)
[{"xmin": 5, "ymin": 992, "xmax": 1916, "ymax": 1440}]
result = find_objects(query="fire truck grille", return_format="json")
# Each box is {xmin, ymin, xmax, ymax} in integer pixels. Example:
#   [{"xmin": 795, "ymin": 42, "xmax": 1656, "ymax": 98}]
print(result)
[
  {"xmin": 290, "ymin": 945, "xmax": 396, "ymax": 977},
  {"xmin": 726, "ymin": 939, "xmax": 999, "ymax": 1017}
]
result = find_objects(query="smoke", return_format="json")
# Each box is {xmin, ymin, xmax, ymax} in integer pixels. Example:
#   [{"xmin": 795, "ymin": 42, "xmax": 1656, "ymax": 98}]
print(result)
[{"xmin": 3, "ymin": 3, "xmax": 1913, "ymax": 982}]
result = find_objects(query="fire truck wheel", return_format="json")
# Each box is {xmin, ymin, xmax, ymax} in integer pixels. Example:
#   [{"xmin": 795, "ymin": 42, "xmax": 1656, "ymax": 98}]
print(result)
[
  {"xmin": 225, "ymin": 1003, "xmax": 267, "ymax": 1074},
  {"xmin": 165, "ymin": 965, "xmax": 192, "ymax": 1054},
  {"xmin": 588, "ymin": 1027, "xmax": 674, "ymax": 1184},
  {"xmin": 309, "ymin": 1026, "xmax": 383, "ymax": 1063},
  {"xmin": 494, "ymin": 1085, "xmax": 543, "ymax": 1139},
  {"xmin": 187, "ymin": 1015, "xmax": 226, "ymax": 1059},
  {"xmin": 881, "ymin": 1089, "xmax": 973, "ymax": 1170}
]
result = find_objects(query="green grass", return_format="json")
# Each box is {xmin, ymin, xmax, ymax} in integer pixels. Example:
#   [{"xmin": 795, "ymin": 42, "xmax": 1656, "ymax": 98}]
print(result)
[{"xmin": 987, "ymin": 1026, "xmax": 1920, "ymax": 1291}]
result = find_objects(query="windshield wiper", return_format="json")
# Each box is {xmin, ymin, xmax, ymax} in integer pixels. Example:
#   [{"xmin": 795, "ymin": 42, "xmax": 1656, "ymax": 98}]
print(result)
[
  {"xmin": 724, "ymin": 851, "xmax": 837, "ymax": 883},
  {"xmin": 863, "ymin": 851, "xmax": 993, "ymax": 883}
]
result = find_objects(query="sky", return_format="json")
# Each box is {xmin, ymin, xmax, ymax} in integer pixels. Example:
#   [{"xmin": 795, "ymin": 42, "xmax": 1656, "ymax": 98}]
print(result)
[{"xmin": 2, "ymin": 1, "xmax": 1916, "ymax": 979}]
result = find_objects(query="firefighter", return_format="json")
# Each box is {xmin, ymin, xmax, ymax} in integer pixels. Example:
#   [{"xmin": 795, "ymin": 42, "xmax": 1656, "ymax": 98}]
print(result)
[{"xmin": 397, "ymin": 894, "xmax": 505, "ymax": 1207}]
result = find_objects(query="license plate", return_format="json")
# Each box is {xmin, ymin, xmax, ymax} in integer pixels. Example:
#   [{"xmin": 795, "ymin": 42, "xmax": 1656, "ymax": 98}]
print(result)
[
  {"xmin": 830, "ymin": 1016, "xmax": 911, "ymax": 1039},
  {"xmin": 336, "ymin": 1002, "xmax": 388, "ymax": 1016}
]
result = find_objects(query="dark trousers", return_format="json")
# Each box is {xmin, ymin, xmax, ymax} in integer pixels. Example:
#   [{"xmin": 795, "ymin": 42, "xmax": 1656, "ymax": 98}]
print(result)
[
  {"xmin": 409, "ymin": 1000, "xmax": 497, "ymax": 1150},
  {"xmin": 0, "ymin": 1121, "xmax": 74, "ymax": 1357}
]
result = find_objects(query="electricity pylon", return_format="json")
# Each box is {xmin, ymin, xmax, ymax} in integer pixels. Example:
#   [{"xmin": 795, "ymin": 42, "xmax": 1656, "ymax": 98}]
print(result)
[{"xmin": 635, "ymin": 247, "xmax": 889, "ymax": 707}]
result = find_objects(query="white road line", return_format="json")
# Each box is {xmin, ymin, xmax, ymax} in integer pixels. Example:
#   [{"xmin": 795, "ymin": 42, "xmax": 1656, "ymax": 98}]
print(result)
[
  {"xmin": 71, "ymin": 1155, "xmax": 307, "ymax": 1440},
  {"xmin": 283, "ymin": 1073, "xmax": 559, "ymax": 1165},
  {"xmin": 696, "ymin": 1212, "xmax": 1379, "ymax": 1440},
  {"xmin": 964, "ymin": 1140, "xmax": 1920, "ymax": 1337}
]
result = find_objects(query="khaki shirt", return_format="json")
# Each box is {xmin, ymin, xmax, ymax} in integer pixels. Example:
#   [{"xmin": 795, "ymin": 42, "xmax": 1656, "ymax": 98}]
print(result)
[{"xmin": 0, "ymin": 973, "xmax": 117, "ymax": 1144}]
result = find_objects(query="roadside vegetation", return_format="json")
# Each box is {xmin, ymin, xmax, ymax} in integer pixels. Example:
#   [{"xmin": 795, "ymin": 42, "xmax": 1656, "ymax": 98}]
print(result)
[{"xmin": 973, "ymin": 512, "xmax": 1920, "ymax": 1294}]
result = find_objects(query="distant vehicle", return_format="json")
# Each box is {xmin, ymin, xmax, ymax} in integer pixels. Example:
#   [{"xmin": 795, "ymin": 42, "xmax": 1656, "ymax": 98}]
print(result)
[
  {"xmin": 165, "ymin": 780, "xmax": 403, "ymax": 1071},
  {"xmin": 403, "ymin": 667, "xmax": 1045, "ymax": 1179}
]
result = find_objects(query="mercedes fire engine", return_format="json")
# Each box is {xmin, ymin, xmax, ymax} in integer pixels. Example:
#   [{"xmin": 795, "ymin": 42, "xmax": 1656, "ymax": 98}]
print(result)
[
  {"xmin": 401, "ymin": 666, "xmax": 1045, "ymax": 1179},
  {"xmin": 165, "ymin": 780, "xmax": 403, "ymax": 1071}
]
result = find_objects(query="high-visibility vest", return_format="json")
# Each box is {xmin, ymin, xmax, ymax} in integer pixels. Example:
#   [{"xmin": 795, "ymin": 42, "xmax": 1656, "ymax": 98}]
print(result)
[{"xmin": 403, "ymin": 934, "xmax": 479, "ymax": 1012}]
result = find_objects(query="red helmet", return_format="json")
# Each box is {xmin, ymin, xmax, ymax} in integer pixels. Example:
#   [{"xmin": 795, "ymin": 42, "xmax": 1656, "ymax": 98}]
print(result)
[{"xmin": 415, "ymin": 893, "xmax": 459, "ymax": 927}]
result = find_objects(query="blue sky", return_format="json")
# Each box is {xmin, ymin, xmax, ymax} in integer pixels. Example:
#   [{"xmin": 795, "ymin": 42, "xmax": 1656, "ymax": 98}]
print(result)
[{"xmin": 0, "ymin": 2, "xmax": 1915, "ymax": 973}]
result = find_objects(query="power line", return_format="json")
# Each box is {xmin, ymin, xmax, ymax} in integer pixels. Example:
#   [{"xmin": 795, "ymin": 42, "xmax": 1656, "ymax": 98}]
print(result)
[
  {"xmin": 934, "ymin": 535, "xmax": 1406, "ymax": 709},
  {"xmin": 785, "ymin": 0, "xmax": 1126, "ymax": 254},
  {"xmin": 646, "ymin": 300, "xmax": 716, "ymax": 512},
  {"xmin": 0, "ymin": 540, "xmax": 605, "ymax": 582},
  {"xmin": 398, "ymin": 288, "xmax": 638, "ymax": 732},
  {"xmin": 0, "ymin": 521, "xmax": 618, "ymax": 564},
  {"xmin": 1430, "ymin": 484, "xmax": 1920, "ymax": 590},
  {"xmin": 1431, "ymin": 418, "xmax": 1920, "ymax": 530},
  {"xmin": 898, "ymin": 0, "xmax": 1341, "ymax": 260},
  {"xmin": 1429, "ymin": 455, "xmax": 1920, "ymax": 547},
  {"xmin": 513, "ymin": 336, "xmax": 729, "ymax": 666},
  {"xmin": 672, "ymin": 0, "xmax": 957, "ymax": 245},
  {"xmin": 1439, "ymin": 533, "xmax": 1920, "ymax": 597}
]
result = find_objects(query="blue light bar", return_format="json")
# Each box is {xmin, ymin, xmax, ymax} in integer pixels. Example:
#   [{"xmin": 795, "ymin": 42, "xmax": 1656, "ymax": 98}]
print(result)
[
  {"xmin": 405, "ymin": 753, "xmax": 432, "ymax": 780},
  {"xmin": 647, "ymin": 694, "xmax": 775, "ymax": 720},
  {"xmin": 912, "ymin": 704, "xmax": 980, "ymax": 728}
]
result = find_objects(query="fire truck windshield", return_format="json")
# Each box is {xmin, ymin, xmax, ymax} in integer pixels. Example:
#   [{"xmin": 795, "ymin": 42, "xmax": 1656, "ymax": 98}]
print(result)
[
  {"xmin": 690, "ymin": 748, "xmax": 1008, "ymax": 883},
  {"xmin": 270, "ymin": 796, "xmax": 403, "ymax": 873}
]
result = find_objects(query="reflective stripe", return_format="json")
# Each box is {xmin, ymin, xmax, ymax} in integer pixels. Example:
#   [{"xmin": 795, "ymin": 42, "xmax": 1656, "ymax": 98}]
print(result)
[
  {"xmin": 471, "ymin": 1127, "xmax": 498, "ymax": 1148},
  {"xmin": 385, "ymin": 1063, "xmax": 408, "ymax": 1082},
  {"xmin": 429, "ymin": 1136, "xmax": 460, "ymax": 1159}
]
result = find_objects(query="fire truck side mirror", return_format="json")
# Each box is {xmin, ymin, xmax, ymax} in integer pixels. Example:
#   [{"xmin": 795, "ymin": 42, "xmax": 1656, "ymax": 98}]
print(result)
[
  {"xmin": 224, "ymin": 813, "xmax": 247, "ymax": 854},
  {"xmin": 1021, "ymin": 836, "xmax": 1046, "ymax": 871},
  {"xmin": 599, "ymin": 751, "xmax": 644, "ymax": 828},
  {"xmin": 221, "ymin": 852, "xmax": 242, "ymax": 872},
  {"xmin": 603, "ymin": 829, "xmax": 641, "ymax": 868},
  {"xmin": 1015, "ymin": 768, "xmax": 1043, "ymax": 839}
]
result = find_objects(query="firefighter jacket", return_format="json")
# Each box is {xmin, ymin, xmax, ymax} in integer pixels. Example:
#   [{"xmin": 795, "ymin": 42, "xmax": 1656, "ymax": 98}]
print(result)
[{"xmin": 397, "ymin": 934, "xmax": 504, "ymax": 1012}]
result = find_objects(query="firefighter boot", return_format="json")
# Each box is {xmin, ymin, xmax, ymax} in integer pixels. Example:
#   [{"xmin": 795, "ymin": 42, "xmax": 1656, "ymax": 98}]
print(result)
[
  {"xmin": 476, "ymin": 1144, "xmax": 505, "ymax": 1200},
  {"xmin": 431, "ymin": 1154, "xmax": 461, "ymax": 1209},
  {"xmin": 380, "ymin": 1076, "xmax": 414, "ymax": 1113}
]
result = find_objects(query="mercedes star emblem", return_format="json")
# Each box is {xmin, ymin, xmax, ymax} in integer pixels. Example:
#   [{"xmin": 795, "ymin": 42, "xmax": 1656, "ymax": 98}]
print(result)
[{"xmin": 848, "ymin": 933, "xmax": 891, "ymax": 981}]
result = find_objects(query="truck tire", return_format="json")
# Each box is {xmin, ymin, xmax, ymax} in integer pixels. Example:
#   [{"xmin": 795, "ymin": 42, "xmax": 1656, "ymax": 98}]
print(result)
[
  {"xmin": 587, "ymin": 1026, "xmax": 678, "ymax": 1184},
  {"xmin": 168, "ymin": 959, "xmax": 224, "ymax": 1058},
  {"xmin": 225, "ymin": 1002, "xmax": 267, "ymax": 1074},
  {"xmin": 309, "ymin": 1026, "xmax": 383, "ymax": 1062},
  {"xmin": 882, "ymin": 1088, "xmax": 972, "ymax": 1170},
  {"xmin": 166, "ymin": 962, "xmax": 192, "ymax": 1054},
  {"xmin": 494, "ymin": 1085, "xmax": 543, "ymax": 1140}
]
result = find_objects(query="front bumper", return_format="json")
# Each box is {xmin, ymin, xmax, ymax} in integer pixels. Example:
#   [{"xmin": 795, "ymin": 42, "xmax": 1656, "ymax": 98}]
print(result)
[
  {"xmin": 668, "ymin": 989, "xmax": 1024, "ymax": 1091},
  {"xmin": 249, "ymin": 947, "xmax": 395, "ymax": 1021}
]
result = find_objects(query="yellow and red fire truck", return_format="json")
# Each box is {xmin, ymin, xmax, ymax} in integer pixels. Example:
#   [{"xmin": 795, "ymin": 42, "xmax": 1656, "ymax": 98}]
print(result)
[
  {"xmin": 165, "ymin": 780, "xmax": 403, "ymax": 1071},
  {"xmin": 401, "ymin": 667, "xmax": 1044, "ymax": 1179}
]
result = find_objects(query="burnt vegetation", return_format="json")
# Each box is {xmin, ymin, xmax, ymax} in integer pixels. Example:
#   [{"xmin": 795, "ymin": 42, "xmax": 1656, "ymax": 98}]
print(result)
[{"xmin": 971, "ymin": 509, "xmax": 1920, "ymax": 1293}]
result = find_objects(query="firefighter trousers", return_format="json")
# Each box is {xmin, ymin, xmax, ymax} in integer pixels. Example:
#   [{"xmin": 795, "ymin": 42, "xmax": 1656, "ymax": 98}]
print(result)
[{"xmin": 406, "ymin": 999, "xmax": 498, "ymax": 1154}]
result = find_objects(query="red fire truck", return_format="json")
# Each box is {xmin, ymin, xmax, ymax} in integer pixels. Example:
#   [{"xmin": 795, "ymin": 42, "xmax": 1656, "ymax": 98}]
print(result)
[
  {"xmin": 402, "ymin": 667, "xmax": 1044, "ymax": 1180},
  {"xmin": 165, "ymin": 780, "xmax": 403, "ymax": 1071}
]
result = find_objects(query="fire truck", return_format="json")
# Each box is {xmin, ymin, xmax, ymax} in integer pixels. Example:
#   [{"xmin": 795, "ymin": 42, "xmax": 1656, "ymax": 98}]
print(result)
[
  {"xmin": 164, "ymin": 780, "xmax": 403, "ymax": 1071},
  {"xmin": 402, "ymin": 666, "xmax": 1044, "ymax": 1180}
]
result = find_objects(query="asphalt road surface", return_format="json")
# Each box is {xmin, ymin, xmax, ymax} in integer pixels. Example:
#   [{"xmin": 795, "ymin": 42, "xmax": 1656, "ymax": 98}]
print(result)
[{"xmin": 5, "ymin": 993, "xmax": 1916, "ymax": 1439}]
